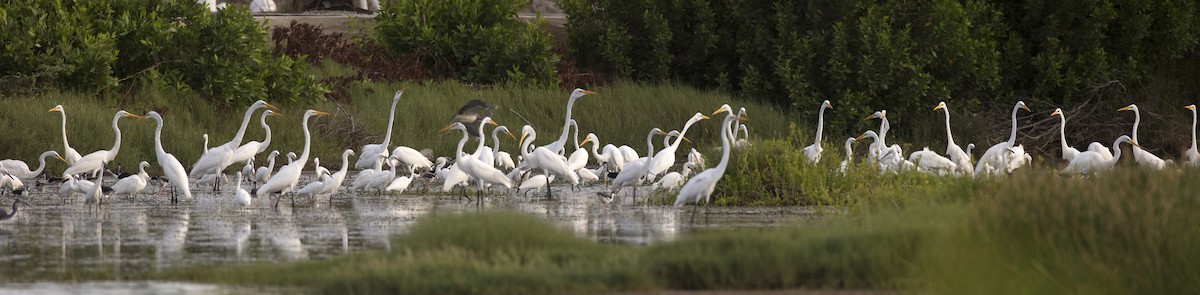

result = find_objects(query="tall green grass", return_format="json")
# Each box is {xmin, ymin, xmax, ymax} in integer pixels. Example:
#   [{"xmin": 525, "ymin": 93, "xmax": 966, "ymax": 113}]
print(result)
[{"xmin": 0, "ymin": 81, "xmax": 792, "ymax": 175}]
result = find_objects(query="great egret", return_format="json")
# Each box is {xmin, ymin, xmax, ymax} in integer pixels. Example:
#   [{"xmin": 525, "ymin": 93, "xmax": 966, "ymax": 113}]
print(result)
[
  {"xmin": 599, "ymin": 128, "xmax": 667, "ymax": 202},
  {"xmin": 864, "ymin": 110, "xmax": 889, "ymax": 164},
  {"xmin": 357, "ymin": 90, "xmax": 404, "ymax": 170},
  {"xmin": 1049, "ymin": 108, "xmax": 1081, "ymax": 162},
  {"xmin": 1187, "ymin": 105, "xmax": 1200, "ymax": 166},
  {"xmin": 1118, "ymin": 104, "xmax": 1170, "ymax": 170},
  {"xmin": 543, "ymin": 89, "xmax": 597, "ymax": 155},
  {"xmin": 0, "ymin": 169, "xmax": 24, "ymax": 195},
  {"xmin": 287, "ymin": 152, "xmax": 296, "ymax": 164},
  {"xmin": 143, "ymin": 111, "xmax": 193, "ymax": 203},
  {"xmin": 234, "ymin": 172, "xmax": 251, "ymax": 207},
  {"xmin": 48, "ymin": 105, "xmax": 83, "ymax": 165},
  {"xmin": 675, "ymin": 105, "xmax": 746, "ymax": 206},
  {"xmin": 934, "ymin": 102, "xmax": 973, "ymax": 175},
  {"xmin": 231, "ymin": 110, "xmax": 277, "ymax": 167},
  {"xmin": 582, "ymin": 133, "xmax": 624, "ymax": 174},
  {"xmin": 202, "ymin": 134, "xmax": 209, "ymax": 152},
  {"xmin": 734, "ymin": 125, "xmax": 750, "ymax": 149},
  {"xmin": 687, "ymin": 148, "xmax": 705, "ymax": 170},
  {"xmin": 966, "ymin": 143, "xmax": 976, "ymax": 161},
  {"xmin": 518, "ymin": 124, "xmax": 579, "ymax": 199},
  {"xmin": 803, "ymin": 100, "xmax": 832, "ymax": 162},
  {"xmin": 191, "ymin": 100, "xmax": 276, "ymax": 179},
  {"xmin": 351, "ymin": 155, "xmax": 385, "ymax": 192},
  {"xmin": 390, "ymin": 146, "xmax": 433, "ymax": 172},
  {"xmin": 975, "ymin": 101, "xmax": 1030, "ymax": 176},
  {"xmin": 111, "ymin": 161, "xmax": 150, "ymax": 200},
  {"xmin": 319, "ymin": 149, "xmax": 355, "ymax": 198},
  {"xmin": 908, "ymin": 148, "xmax": 958, "ymax": 175},
  {"xmin": 258, "ymin": 110, "xmax": 328, "ymax": 207},
  {"xmin": 367, "ymin": 157, "xmax": 398, "ymax": 193},
  {"xmin": 64, "ymin": 110, "xmax": 142, "ymax": 176},
  {"xmin": 241, "ymin": 158, "xmax": 255, "ymax": 184},
  {"xmin": 0, "ymin": 198, "xmax": 26, "ymax": 221},
  {"xmin": 491, "ymin": 126, "xmax": 517, "ymax": 170},
  {"xmin": 566, "ymin": 120, "xmax": 590, "ymax": 172},
  {"xmin": 385, "ymin": 174, "xmax": 414, "ymax": 194},
  {"xmin": 255, "ymin": 150, "xmax": 280, "ymax": 188},
  {"xmin": 1062, "ymin": 135, "xmax": 1138, "ymax": 176},
  {"xmin": 84, "ymin": 161, "xmax": 109, "ymax": 206},
  {"xmin": 1, "ymin": 151, "xmax": 64, "ymax": 180},
  {"xmin": 462, "ymin": 118, "xmax": 515, "ymax": 192},
  {"xmin": 648, "ymin": 113, "xmax": 709, "ymax": 177},
  {"xmin": 837, "ymin": 137, "xmax": 855, "ymax": 175},
  {"xmin": 652, "ymin": 162, "xmax": 694, "ymax": 191}
]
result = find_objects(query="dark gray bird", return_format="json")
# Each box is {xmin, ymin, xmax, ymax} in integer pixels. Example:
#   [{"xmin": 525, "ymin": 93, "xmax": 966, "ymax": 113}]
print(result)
[
  {"xmin": 0, "ymin": 198, "xmax": 27, "ymax": 221},
  {"xmin": 451, "ymin": 99, "xmax": 499, "ymax": 138}
]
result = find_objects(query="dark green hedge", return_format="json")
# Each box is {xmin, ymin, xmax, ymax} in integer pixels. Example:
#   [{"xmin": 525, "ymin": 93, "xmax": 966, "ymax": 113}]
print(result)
[
  {"xmin": 557, "ymin": 0, "xmax": 1200, "ymax": 129},
  {"xmin": 0, "ymin": 0, "xmax": 326, "ymax": 106}
]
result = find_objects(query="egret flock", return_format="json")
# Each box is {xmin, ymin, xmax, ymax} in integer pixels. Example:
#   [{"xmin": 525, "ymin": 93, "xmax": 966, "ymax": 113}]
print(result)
[{"xmin": 1, "ymin": 88, "xmax": 1199, "ymax": 215}]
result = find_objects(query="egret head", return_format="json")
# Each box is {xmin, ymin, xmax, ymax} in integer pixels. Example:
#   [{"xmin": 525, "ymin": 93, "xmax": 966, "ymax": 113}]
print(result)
[
  {"xmin": 116, "ymin": 110, "xmax": 143, "ymax": 120},
  {"xmin": 570, "ymin": 88, "xmax": 597, "ymax": 100},
  {"xmin": 495, "ymin": 126, "xmax": 517, "ymax": 141},
  {"xmin": 934, "ymin": 101, "xmax": 947, "ymax": 111},
  {"xmin": 263, "ymin": 110, "xmax": 279, "ymax": 117},
  {"xmin": 49, "ymin": 105, "xmax": 64, "ymax": 113},
  {"xmin": 1187, "ymin": 105, "xmax": 1196, "ymax": 111},
  {"xmin": 855, "ymin": 130, "xmax": 879, "ymax": 141},
  {"xmin": 864, "ymin": 110, "xmax": 886, "ymax": 121},
  {"xmin": 303, "ymin": 109, "xmax": 329, "ymax": 118},
  {"xmin": 1051, "ymin": 108, "xmax": 1063, "ymax": 117},
  {"xmin": 1016, "ymin": 101, "xmax": 1031, "ymax": 112},
  {"xmin": 650, "ymin": 128, "xmax": 668, "ymax": 137},
  {"xmin": 713, "ymin": 104, "xmax": 733, "ymax": 115},
  {"xmin": 393, "ymin": 88, "xmax": 406, "ymax": 100},
  {"xmin": 580, "ymin": 133, "xmax": 597, "ymax": 147}
]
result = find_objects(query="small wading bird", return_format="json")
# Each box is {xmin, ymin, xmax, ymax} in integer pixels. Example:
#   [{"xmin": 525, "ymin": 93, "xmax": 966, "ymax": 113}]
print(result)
[{"xmin": 142, "ymin": 111, "xmax": 192, "ymax": 204}]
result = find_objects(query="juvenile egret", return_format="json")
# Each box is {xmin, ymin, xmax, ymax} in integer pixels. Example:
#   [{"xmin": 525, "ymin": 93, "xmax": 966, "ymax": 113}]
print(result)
[
  {"xmin": 1062, "ymin": 135, "xmax": 1139, "ymax": 176},
  {"xmin": 1187, "ymin": 105, "xmax": 1200, "ymax": 166},
  {"xmin": 65, "ymin": 110, "xmax": 142, "ymax": 177},
  {"xmin": 599, "ymin": 128, "xmax": 667, "ymax": 202},
  {"xmin": 255, "ymin": 150, "xmax": 280, "ymax": 188},
  {"xmin": 543, "ymin": 89, "xmax": 597, "ymax": 155},
  {"xmin": 975, "ymin": 101, "xmax": 1030, "ymax": 176},
  {"xmin": 48, "ymin": 105, "xmax": 82, "ymax": 165},
  {"xmin": 234, "ymin": 172, "xmax": 251, "ymax": 207},
  {"xmin": 675, "ymin": 105, "xmax": 746, "ymax": 206},
  {"xmin": 734, "ymin": 125, "xmax": 750, "ymax": 149},
  {"xmin": 648, "ymin": 113, "xmax": 709, "ymax": 177},
  {"xmin": 111, "ymin": 161, "xmax": 150, "ymax": 200},
  {"xmin": 319, "ymin": 149, "xmax": 355, "ymax": 198},
  {"xmin": 367, "ymin": 157, "xmax": 398, "ymax": 193},
  {"xmin": 934, "ymin": 102, "xmax": 973, "ymax": 175},
  {"xmin": 837, "ymin": 137, "xmax": 855, "ymax": 175},
  {"xmin": 258, "ymin": 110, "xmax": 328, "ymax": 207},
  {"xmin": 231, "ymin": 110, "xmax": 277, "ymax": 166},
  {"xmin": 296, "ymin": 171, "xmax": 330, "ymax": 200},
  {"xmin": 1, "ymin": 151, "xmax": 64, "ymax": 180},
  {"xmin": 191, "ymin": 100, "xmax": 276, "ymax": 179},
  {"xmin": 357, "ymin": 90, "xmax": 404, "ymax": 170},
  {"xmin": 1118, "ymin": 104, "xmax": 1170, "ymax": 170},
  {"xmin": 143, "ymin": 111, "xmax": 192, "ymax": 203},
  {"xmin": 351, "ymin": 155, "xmax": 385, "ymax": 192},
  {"xmin": 518, "ymin": 124, "xmax": 579, "ymax": 199},
  {"xmin": 652, "ymin": 162, "xmax": 694, "ymax": 191},
  {"xmin": 803, "ymin": 100, "xmax": 832, "ymax": 163}
]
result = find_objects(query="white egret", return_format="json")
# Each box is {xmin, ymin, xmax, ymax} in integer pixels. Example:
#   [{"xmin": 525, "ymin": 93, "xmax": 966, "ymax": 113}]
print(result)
[
  {"xmin": 837, "ymin": 137, "xmax": 855, "ymax": 175},
  {"xmin": 908, "ymin": 148, "xmax": 958, "ymax": 175},
  {"xmin": 975, "ymin": 101, "xmax": 1031, "ymax": 176},
  {"xmin": 1118, "ymin": 104, "xmax": 1170, "ymax": 170},
  {"xmin": 652, "ymin": 162, "xmax": 694, "ymax": 191},
  {"xmin": 675, "ymin": 105, "xmax": 746, "ymax": 206},
  {"xmin": 257, "ymin": 110, "xmax": 328, "ymax": 207},
  {"xmin": 356, "ymin": 89, "xmax": 404, "ymax": 170},
  {"xmin": 190, "ymin": 100, "xmax": 276, "ymax": 179},
  {"xmin": 1062, "ymin": 135, "xmax": 1138, "ymax": 176},
  {"xmin": 518, "ymin": 124, "xmax": 579, "ymax": 199},
  {"xmin": 367, "ymin": 157, "xmax": 398, "ymax": 193},
  {"xmin": 64, "ymin": 110, "xmax": 142, "ymax": 177},
  {"xmin": 351, "ymin": 155, "xmax": 385, "ymax": 192},
  {"xmin": 287, "ymin": 152, "xmax": 296, "ymax": 164},
  {"xmin": 1, "ymin": 151, "xmax": 64, "ymax": 180},
  {"xmin": 566, "ymin": 120, "xmax": 590, "ymax": 172},
  {"xmin": 84, "ymin": 163, "xmax": 108, "ymax": 206},
  {"xmin": 543, "ymin": 88, "xmax": 597, "ymax": 155},
  {"xmin": 296, "ymin": 171, "xmax": 330, "ymax": 200},
  {"xmin": 934, "ymin": 102, "xmax": 974, "ymax": 175},
  {"xmin": 234, "ymin": 172, "xmax": 251, "ymax": 207},
  {"xmin": 249, "ymin": 0, "xmax": 277, "ymax": 12},
  {"xmin": 385, "ymin": 174, "xmax": 414, "ymax": 194},
  {"xmin": 241, "ymin": 158, "xmax": 255, "ymax": 184},
  {"xmin": 1005, "ymin": 145, "xmax": 1033, "ymax": 173},
  {"xmin": 318, "ymin": 149, "xmax": 355, "ymax": 197},
  {"xmin": 599, "ymin": 128, "xmax": 667, "ymax": 202},
  {"xmin": 966, "ymin": 143, "xmax": 976, "ymax": 161},
  {"xmin": 577, "ymin": 167, "xmax": 599, "ymax": 183},
  {"xmin": 864, "ymin": 110, "xmax": 890, "ymax": 164},
  {"xmin": 461, "ymin": 118, "xmax": 515, "ymax": 193},
  {"xmin": 231, "ymin": 110, "xmax": 277, "ymax": 166},
  {"xmin": 391, "ymin": 146, "xmax": 433, "ymax": 172},
  {"xmin": 48, "ymin": 105, "xmax": 83, "ymax": 165},
  {"xmin": 143, "ymin": 111, "xmax": 192, "ymax": 203},
  {"xmin": 582, "ymin": 133, "xmax": 623, "ymax": 175},
  {"xmin": 1050, "ymin": 108, "xmax": 1081, "ymax": 162},
  {"xmin": 803, "ymin": 100, "xmax": 832, "ymax": 163},
  {"xmin": 202, "ymin": 134, "xmax": 209, "ymax": 152},
  {"xmin": 734, "ymin": 125, "xmax": 750, "ymax": 149},
  {"xmin": 492, "ymin": 126, "xmax": 517, "ymax": 170},
  {"xmin": 255, "ymin": 150, "xmax": 280, "ymax": 188},
  {"xmin": 687, "ymin": 148, "xmax": 705, "ymax": 170},
  {"xmin": 648, "ymin": 113, "xmax": 709, "ymax": 177},
  {"xmin": 1187, "ymin": 105, "xmax": 1200, "ymax": 166},
  {"xmin": 111, "ymin": 161, "xmax": 150, "ymax": 200}
]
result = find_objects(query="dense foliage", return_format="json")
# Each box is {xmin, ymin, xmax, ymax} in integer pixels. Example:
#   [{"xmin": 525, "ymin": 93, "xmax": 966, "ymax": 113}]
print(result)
[
  {"xmin": 0, "ymin": 0, "xmax": 326, "ymax": 106},
  {"xmin": 557, "ymin": 0, "xmax": 1200, "ymax": 131},
  {"xmin": 375, "ymin": 0, "xmax": 560, "ymax": 87}
]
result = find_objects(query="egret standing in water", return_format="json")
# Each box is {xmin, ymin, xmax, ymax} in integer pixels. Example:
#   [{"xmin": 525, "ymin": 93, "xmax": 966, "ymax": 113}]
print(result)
[
  {"xmin": 258, "ymin": 110, "xmax": 328, "ymax": 208},
  {"xmin": 142, "ymin": 111, "xmax": 192, "ymax": 204},
  {"xmin": 675, "ymin": 104, "xmax": 747, "ymax": 208}
]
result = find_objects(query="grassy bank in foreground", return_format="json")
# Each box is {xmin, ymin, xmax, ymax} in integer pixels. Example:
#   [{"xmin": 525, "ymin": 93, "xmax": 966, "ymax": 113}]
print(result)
[
  {"xmin": 0, "ymin": 81, "xmax": 791, "ymax": 176},
  {"xmin": 161, "ymin": 168, "xmax": 1200, "ymax": 294}
]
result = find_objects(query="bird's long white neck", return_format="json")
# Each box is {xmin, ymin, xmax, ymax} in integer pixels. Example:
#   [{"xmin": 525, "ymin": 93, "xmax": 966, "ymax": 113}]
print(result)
[
  {"xmin": 1192, "ymin": 108, "xmax": 1198, "ymax": 151},
  {"xmin": 473, "ymin": 122, "xmax": 488, "ymax": 159},
  {"xmin": 879, "ymin": 116, "xmax": 890, "ymax": 141},
  {"xmin": 339, "ymin": 151, "xmax": 351, "ymax": 175},
  {"xmin": 715, "ymin": 115, "xmax": 736, "ymax": 175},
  {"xmin": 32, "ymin": 152, "xmax": 54, "ymax": 176},
  {"xmin": 457, "ymin": 128, "xmax": 472, "ymax": 160},
  {"xmin": 941, "ymin": 107, "xmax": 955, "ymax": 149},
  {"xmin": 1007, "ymin": 104, "xmax": 1020, "ymax": 144},
  {"xmin": 297, "ymin": 114, "xmax": 314, "ymax": 167},
  {"xmin": 588, "ymin": 137, "xmax": 603, "ymax": 161},
  {"xmin": 815, "ymin": 106, "xmax": 827, "ymax": 145},
  {"xmin": 1131, "ymin": 108, "xmax": 1141, "ymax": 142},
  {"xmin": 108, "ymin": 113, "xmax": 123, "ymax": 159},
  {"xmin": 230, "ymin": 106, "xmax": 260, "ymax": 147},
  {"xmin": 266, "ymin": 153, "xmax": 277, "ymax": 169},
  {"xmin": 844, "ymin": 141, "xmax": 854, "ymax": 160},
  {"xmin": 490, "ymin": 128, "xmax": 503, "ymax": 164},
  {"xmin": 58, "ymin": 110, "xmax": 71, "ymax": 151},
  {"xmin": 672, "ymin": 118, "xmax": 701, "ymax": 149},
  {"xmin": 1108, "ymin": 138, "xmax": 1126, "ymax": 165},
  {"xmin": 383, "ymin": 96, "xmax": 400, "ymax": 147},
  {"xmin": 152, "ymin": 117, "xmax": 167, "ymax": 155},
  {"xmin": 554, "ymin": 97, "xmax": 579, "ymax": 153},
  {"xmin": 645, "ymin": 131, "xmax": 657, "ymax": 158},
  {"xmin": 520, "ymin": 131, "xmax": 536, "ymax": 158},
  {"xmin": 259, "ymin": 113, "xmax": 272, "ymax": 151},
  {"xmin": 1057, "ymin": 114, "xmax": 1069, "ymax": 154}
]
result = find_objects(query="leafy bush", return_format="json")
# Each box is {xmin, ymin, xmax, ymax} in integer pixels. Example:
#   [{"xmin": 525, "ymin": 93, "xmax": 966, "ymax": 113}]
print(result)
[
  {"xmin": 0, "ymin": 0, "xmax": 326, "ymax": 106},
  {"xmin": 375, "ymin": 0, "xmax": 560, "ymax": 87}
]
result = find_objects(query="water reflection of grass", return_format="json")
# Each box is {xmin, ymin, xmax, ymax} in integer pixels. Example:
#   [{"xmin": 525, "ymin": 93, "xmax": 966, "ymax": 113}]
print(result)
[{"xmin": 165, "ymin": 169, "xmax": 1200, "ymax": 294}]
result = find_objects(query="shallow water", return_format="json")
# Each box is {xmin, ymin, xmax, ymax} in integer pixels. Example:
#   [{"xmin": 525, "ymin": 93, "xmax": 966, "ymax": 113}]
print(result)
[{"xmin": 0, "ymin": 173, "xmax": 821, "ymax": 281}]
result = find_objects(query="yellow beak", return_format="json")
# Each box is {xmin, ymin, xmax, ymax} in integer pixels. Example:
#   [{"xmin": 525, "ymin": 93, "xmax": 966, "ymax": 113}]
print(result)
[
  {"xmin": 438, "ymin": 124, "xmax": 454, "ymax": 133},
  {"xmin": 934, "ymin": 104, "xmax": 945, "ymax": 111},
  {"xmin": 578, "ymin": 137, "xmax": 593, "ymax": 147},
  {"xmin": 48, "ymin": 106, "xmax": 62, "ymax": 112},
  {"xmin": 1020, "ymin": 104, "xmax": 1031, "ymax": 112},
  {"xmin": 314, "ymin": 111, "xmax": 330, "ymax": 117},
  {"xmin": 56, "ymin": 156, "xmax": 66, "ymax": 163},
  {"xmin": 701, "ymin": 115, "xmax": 710, "ymax": 120},
  {"xmin": 680, "ymin": 136, "xmax": 692, "ymax": 143},
  {"xmin": 1118, "ymin": 105, "xmax": 1134, "ymax": 112},
  {"xmin": 1187, "ymin": 105, "xmax": 1196, "ymax": 110},
  {"xmin": 581, "ymin": 89, "xmax": 597, "ymax": 95},
  {"xmin": 1130, "ymin": 140, "xmax": 1143, "ymax": 148},
  {"xmin": 518, "ymin": 132, "xmax": 529, "ymax": 148},
  {"xmin": 711, "ymin": 107, "xmax": 727, "ymax": 115},
  {"xmin": 125, "ymin": 113, "xmax": 144, "ymax": 119},
  {"xmin": 737, "ymin": 115, "xmax": 749, "ymax": 121},
  {"xmin": 505, "ymin": 130, "xmax": 518, "ymax": 142},
  {"xmin": 1051, "ymin": 109, "xmax": 1062, "ymax": 116},
  {"xmin": 265, "ymin": 102, "xmax": 280, "ymax": 111}
]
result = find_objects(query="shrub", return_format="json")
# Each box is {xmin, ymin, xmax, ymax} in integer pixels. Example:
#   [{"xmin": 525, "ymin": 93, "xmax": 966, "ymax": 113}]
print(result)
[
  {"xmin": 0, "ymin": 0, "xmax": 326, "ymax": 106},
  {"xmin": 374, "ymin": 0, "xmax": 560, "ymax": 87}
]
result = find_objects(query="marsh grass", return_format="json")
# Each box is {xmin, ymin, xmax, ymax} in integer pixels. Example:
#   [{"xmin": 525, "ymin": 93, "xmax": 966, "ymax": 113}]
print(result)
[{"xmin": 0, "ymin": 81, "xmax": 792, "ymax": 176}]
